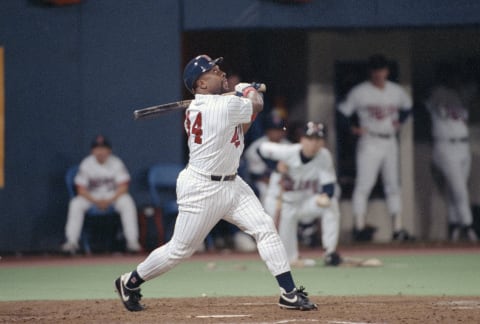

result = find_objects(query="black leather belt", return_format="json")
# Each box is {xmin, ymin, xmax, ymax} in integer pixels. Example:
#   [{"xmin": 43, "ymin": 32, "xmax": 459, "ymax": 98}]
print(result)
[
  {"xmin": 436, "ymin": 137, "xmax": 468, "ymax": 143},
  {"xmin": 449, "ymin": 137, "xmax": 468, "ymax": 143},
  {"xmin": 211, "ymin": 174, "xmax": 236, "ymax": 181},
  {"xmin": 369, "ymin": 132, "xmax": 393, "ymax": 139}
]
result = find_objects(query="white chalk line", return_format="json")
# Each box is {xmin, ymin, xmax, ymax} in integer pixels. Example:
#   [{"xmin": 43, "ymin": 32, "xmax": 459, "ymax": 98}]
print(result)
[
  {"xmin": 273, "ymin": 320, "xmax": 320, "ymax": 323},
  {"xmin": 435, "ymin": 300, "xmax": 480, "ymax": 310},
  {"xmin": 328, "ymin": 321, "xmax": 386, "ymax": 324},
  {"xmin": 196, "ymin": 314, "xmax": 252, "ymax": 318},
  {"xmin": 238, "ymin": 302, "xmax": 278, "ymax": 306}
]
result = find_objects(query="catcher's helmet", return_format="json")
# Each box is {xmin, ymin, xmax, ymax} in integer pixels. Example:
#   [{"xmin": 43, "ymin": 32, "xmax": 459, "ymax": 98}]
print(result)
[
  {"xmin": 183, "ymin": 55, "xmax": 223, "ymax": 94},
  {"xmin": 303, "ymin": 121, "xmax": 326, "ymax": 138}
]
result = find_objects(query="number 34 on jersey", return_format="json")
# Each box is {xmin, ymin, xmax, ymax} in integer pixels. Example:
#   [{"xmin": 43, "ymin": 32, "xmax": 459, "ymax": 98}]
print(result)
[{"xmin": 185, "ymin": 111, "xmax": 241, "ymax": 147}]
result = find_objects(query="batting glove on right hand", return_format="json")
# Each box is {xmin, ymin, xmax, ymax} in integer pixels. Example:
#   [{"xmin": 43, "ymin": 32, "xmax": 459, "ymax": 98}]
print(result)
[{"xmin": 235, "ymin": 82, "xmax": 257, "ymax": 98}]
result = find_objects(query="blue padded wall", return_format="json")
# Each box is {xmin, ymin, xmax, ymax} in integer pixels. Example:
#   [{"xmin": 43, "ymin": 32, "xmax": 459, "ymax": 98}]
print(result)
[{"xmin": 0, "ymin": 0, "xmax": 182, "ymax": 251}]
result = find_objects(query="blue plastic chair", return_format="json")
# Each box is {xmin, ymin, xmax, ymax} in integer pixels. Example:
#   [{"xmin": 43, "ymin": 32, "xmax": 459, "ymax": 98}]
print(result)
[
  {"xmin": 148, "ymin": 163, "xmax": 185, "ymax": 216},
  {"xmin": 65, "ymin": 165, "xmax": 121, "ymax": 253},
  {"xmin": 147, "ymin": 163, "xmax": 215, "ymax": 249},
  {"xmin": 148, "ymin": 163, "xmax": 183, "ymax": 243}
]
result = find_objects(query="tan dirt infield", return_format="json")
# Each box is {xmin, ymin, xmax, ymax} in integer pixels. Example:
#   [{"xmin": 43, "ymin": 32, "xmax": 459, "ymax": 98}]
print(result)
[{"xmin": 1, "ymin": 296, "xmax": 480, "ymax": 323}]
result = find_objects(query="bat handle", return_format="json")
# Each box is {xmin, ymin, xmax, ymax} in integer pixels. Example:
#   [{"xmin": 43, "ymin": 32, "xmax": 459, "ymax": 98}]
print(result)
[
  {"xmin": 235, "ymin": 83, "xmax": 267, "ymax": 96},
  {"xmin": 251, "ymin": 82, "xmax": 267, "ymax": 92}
]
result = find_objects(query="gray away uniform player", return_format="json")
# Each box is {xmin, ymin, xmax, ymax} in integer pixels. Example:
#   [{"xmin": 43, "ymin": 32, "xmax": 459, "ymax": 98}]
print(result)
[
  {"xmin": 259, "ymin": 122, "xmax": 342, "ymax": 267},
  {"xmin": 426, "ymin": 83, "xmax": 478, "ymax": 242},
  {"xmin": 115, "ymin": 55, "xmax": 316, "ymax": 312},
  {"xmin": 338, "ymin": 54, "xmax": 413, "ymax": 242}
]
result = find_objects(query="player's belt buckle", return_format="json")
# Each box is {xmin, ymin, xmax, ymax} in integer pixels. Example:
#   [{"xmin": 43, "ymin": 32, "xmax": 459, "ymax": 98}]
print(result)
[
  {"xmin": 449, "ymin": 137, "xmax": 468, "ymax": 143},
  {"xmin": 211, "ymin": 174, "xmax": 237, "ymax": 181},
  {"xmin": 369, "ymin": 132, "xmax": 392, "ymax": 139}
]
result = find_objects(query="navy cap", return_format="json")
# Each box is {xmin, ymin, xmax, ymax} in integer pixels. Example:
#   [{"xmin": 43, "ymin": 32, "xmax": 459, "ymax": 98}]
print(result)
[
  {"xmin": 265, "ymin": 110, "xmax": 287, "ymax": 130},
  {"xmin": 303, "ymin": 122, "xmax": 326, "ymax": 138},
  {"xmin": 368, "ymin": 54, "xmax": 388, "ymax": 70},
  {"xmin": 91, "ymin": 135, "xmax": 112, "ymax": 149},
  {"xmin": 183, "ymin": 55, "xmax": 223, "ymax": 94}
]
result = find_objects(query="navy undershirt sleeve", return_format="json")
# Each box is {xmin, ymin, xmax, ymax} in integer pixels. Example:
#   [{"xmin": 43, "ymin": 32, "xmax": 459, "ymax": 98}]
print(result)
[{"xmin": 322, "ymin": 183, "xmax": 335, "ymax": 198}]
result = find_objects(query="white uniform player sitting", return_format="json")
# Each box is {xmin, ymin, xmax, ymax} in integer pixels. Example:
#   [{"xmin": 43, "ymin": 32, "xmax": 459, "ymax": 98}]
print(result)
[
  {"xmin": 425, "ymin": 66, "xmax": 478, "ymax": 242},
  {"xmin": 338, "ymin": 54, "xmax": 413, "ymax": 242},
  {"xmin": 259, "ymin": 122, "xmax": 342, "ymax": 266},
  {"xmin": 61, "ymin": 135, "xmax": 141, "ymax": 254}
]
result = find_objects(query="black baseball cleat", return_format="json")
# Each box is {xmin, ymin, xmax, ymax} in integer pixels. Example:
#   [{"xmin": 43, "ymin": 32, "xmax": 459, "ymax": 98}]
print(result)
[
  {"xmin": 353, "ymin": 225, "xmax": 377, "ymax": 242},
  {"xmin": 392, "ymin": 229, "xmax": 415, "ymax": 242},
  {"xmin": 324, "ymin": 251, "xmax": 343, "ymax": 266},
  {"xmin": 115, "ymin": 273, "xmax": 145, "ymax": 312},
  {"xmin": 279, "ymin": 286, "xmax": 318, "ymax": 311}
]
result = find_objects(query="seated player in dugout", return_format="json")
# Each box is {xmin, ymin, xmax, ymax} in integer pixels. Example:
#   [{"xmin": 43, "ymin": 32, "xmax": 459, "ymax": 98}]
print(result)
[
  {"xmin": 258, "ymin": 122, "xmax": 343, "ymax": 267},
  {"xmin": 114, "ymin": 55, "xmax": 317, "ymax": 312},
  {"xmin": 61, "ymin": 135, "xmax": 141, "ymax": 254}
]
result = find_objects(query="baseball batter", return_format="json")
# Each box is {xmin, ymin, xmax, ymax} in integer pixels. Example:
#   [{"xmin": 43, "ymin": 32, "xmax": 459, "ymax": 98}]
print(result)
[
  {"xmin": 259, "ymin": 122, "xmax": 342, "ymax": 267},
  {"xmin": 426, "ymin": 80, "xmax": 477, "ymax": 242},
  {"xmin": 338, "ymin": 54, "xmax": 413, "ymax": 241},
  {"xmin": 115, "ymin": 55, "xmax": 316, "ymax": 312},
  {"xmin": 61, "ymin": 135, "xmax": 141, "ymax": 254}
]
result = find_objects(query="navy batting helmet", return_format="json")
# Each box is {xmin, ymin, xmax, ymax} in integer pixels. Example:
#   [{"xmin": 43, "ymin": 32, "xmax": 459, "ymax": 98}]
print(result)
[{"xmin": 183, "ymin": 55, "xmax": 223, "ymax": 94}]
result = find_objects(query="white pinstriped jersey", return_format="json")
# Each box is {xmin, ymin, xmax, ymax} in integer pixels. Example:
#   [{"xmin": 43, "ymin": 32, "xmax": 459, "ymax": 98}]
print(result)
[
  {"xmin": 185, "ymin": 94, "xmax": 253, "ymax": 175},
  {"xmin": 339, "ymin": 80, "xmax": 412, "ymax": 134},
  {"xmin": 425, "ymin": 86, "xmax": 469, "ymax": 140},
  {"xmin": 75, "ymin": 154, "xmax": 130, "ymax": 200},
  {"xmin": 258, "ymin": 143, "xmax": 336, "ymax": 202}
]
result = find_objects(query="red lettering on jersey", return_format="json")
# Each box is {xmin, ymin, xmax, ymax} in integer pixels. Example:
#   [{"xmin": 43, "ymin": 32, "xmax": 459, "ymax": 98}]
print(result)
[
  {"xmin": 367, "ymin": 105, "xmax": 398, "ymax": 120},
  {"xmin": 296, "ymin": 179, "xmax": 319, "ymax": 193},
  {"xmin": 230, "ymin": 125, "xmax": 241, "ymax": 148},
  {"xmin": 186, "ymin": 111, "xmax": 203, "ymax": 144},
  {"xmin": 88, "ymin": 178, "xmax": 116, "ymax": 191},
  {"xmin": 445, "ymin": 106, "xmax": 467, "ymax": 121}
]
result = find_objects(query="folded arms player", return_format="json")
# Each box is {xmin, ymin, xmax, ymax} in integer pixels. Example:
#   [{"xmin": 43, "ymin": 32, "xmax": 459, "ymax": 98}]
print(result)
[{"xmin": 338, "ymin": 54, "xmax": 413, "ymax": 242}]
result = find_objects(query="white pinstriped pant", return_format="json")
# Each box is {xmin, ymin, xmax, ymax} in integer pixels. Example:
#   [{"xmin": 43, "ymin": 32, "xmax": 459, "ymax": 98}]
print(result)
[
  {"xmin": 432, "ymin": 140, "xmax": 472, "ymax": 226},
  {"xmin": 137, "ymin": 166, "xmax": 291, "ymax": 281},
  {"xmin": 353, "ymin": 135, "xmax": 401, "ymax": 219},
  {"xmin": 279, "ymin": 196, "xmax": 340, "ymax": 262},
  {"xmin": 64, "ymin": 194, "xmax": 139, "ymax": 248}
]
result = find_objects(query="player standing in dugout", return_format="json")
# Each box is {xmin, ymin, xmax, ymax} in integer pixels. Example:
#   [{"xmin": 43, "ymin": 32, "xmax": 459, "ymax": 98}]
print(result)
[
  {"xmin": 114, "ymin": 55, "xmax": 317, "ymax": 312},
  {"xmin": 338, "ymin": 54, "xmax": 413, "ymax": 242}
]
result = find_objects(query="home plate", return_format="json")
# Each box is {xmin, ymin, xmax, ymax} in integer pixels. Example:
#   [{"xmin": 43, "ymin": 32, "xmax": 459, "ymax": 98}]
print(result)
[{"xmin": 196, "ymin": 314, "xmax": 252, "ymax": 319}]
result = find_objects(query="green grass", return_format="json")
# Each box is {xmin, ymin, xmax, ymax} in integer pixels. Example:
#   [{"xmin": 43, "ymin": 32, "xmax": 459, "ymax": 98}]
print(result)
[{"xmin": 1, "ymin": 254, "xmax": 479, "ymax": 301}]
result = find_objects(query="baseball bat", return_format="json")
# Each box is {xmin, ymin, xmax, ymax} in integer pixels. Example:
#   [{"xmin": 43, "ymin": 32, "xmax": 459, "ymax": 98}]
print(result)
[{"xmin": 133, "ymin": 83, "xmax": 266, "ymax": 120}]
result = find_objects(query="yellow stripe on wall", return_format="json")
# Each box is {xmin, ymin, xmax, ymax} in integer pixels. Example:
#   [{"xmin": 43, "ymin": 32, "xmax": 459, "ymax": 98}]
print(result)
[{"xmin": 0, "ymin": 47, "xmax": 4, "ymax": 188}]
